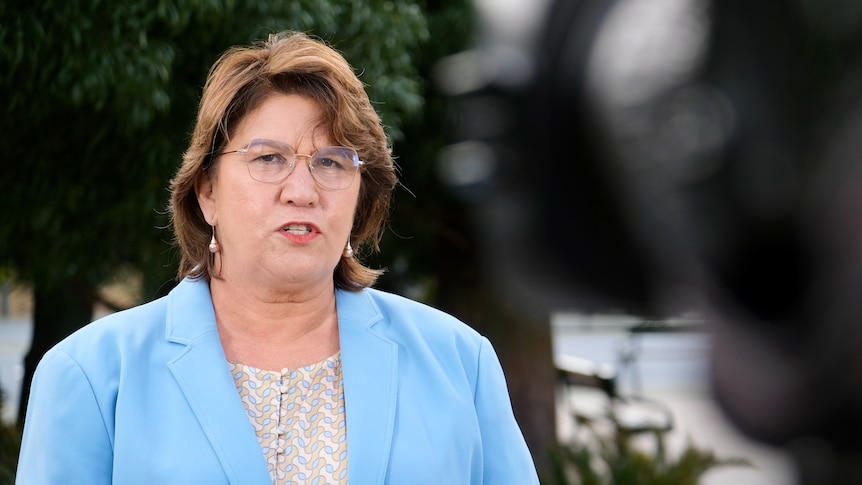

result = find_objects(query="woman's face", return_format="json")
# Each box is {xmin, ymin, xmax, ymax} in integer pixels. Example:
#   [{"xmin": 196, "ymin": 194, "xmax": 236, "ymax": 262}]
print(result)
[{"xmin": 197, "ymin": 93, "xmax": 360, "ymax": 293}]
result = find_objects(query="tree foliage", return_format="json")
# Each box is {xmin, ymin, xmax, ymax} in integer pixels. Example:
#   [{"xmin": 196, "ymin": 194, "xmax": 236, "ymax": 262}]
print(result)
[{"xmin": 0, "ymin": 0, "xmax": 428, "ymax": 297}]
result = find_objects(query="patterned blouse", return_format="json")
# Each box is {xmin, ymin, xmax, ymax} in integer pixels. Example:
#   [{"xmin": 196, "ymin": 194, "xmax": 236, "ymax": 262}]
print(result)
[{"xmin": 229, "ymin": 353, "xmax": 348, "ymax": 484}]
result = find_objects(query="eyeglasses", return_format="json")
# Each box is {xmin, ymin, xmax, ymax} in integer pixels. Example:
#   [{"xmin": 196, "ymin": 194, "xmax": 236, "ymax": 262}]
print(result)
[{"xmin": 217, "ymin": 139, "xmax": 364, "ymax": 190}]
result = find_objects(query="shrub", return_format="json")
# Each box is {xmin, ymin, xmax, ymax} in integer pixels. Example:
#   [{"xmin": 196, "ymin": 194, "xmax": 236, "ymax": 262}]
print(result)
[
  {"xmin": 547, "ymin": 405, "xmax": 751, "ymax": 485},
  {"xmin": 0, "ymin": 396, "xmax": 21, "ymax": 484}
]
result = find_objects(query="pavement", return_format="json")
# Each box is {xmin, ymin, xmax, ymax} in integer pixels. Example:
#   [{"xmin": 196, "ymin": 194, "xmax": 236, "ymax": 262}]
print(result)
[{"xmin": 0, "ymin": 317, "xmax": 30, "ymax": 424}]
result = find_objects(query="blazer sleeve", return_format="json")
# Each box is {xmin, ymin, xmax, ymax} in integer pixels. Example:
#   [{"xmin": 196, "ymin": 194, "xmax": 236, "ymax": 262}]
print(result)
[
  {"xmin": 16, "ymin": 349, "xmax": 113, "ymax": 485},
  {"xmin": 474, "ymin": 338, "xmax": 540, "ymax": 484}
]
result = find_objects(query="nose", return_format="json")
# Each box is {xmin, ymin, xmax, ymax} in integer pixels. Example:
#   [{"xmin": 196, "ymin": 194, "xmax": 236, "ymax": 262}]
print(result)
[{"xmin": 279, "ymin": 155, "xmax": 319, "ymax": 206}]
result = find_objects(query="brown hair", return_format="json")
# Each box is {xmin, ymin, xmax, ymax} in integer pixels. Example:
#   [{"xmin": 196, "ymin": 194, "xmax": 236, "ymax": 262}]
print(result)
[{"xmin": 169, "ymin": 31, "xmax": 396, "ymax": 291}]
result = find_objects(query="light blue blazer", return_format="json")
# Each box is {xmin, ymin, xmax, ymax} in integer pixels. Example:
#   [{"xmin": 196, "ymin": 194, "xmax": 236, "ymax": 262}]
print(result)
[{"xmin": 17, "ymin": 277, "xmax": 539, "ymax": 484}]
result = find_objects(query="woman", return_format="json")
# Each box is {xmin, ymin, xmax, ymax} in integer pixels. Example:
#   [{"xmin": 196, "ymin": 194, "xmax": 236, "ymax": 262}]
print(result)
[{"xmin": 17, "ymin": 31, "xmax": 539, "ymax": 484}]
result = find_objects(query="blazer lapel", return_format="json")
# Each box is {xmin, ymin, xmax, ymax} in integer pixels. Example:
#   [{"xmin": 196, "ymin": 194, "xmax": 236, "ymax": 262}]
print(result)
[
  {"xmin": 337, "ymin": 290, "xmax": 399, "ymax": 484},
  {"xmin": 164, "ymin": 279, "xmax": 272, "ymax": 485}
]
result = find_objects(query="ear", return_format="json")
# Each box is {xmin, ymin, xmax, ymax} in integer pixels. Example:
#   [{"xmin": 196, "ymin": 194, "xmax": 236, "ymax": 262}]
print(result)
[{"xmin": 195, "ymin": 172, "xmax": 218, "ymax": 226}]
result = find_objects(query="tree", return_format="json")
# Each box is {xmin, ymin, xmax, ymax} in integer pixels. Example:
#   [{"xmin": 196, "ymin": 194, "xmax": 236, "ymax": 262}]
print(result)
[{"xmin": 0, "ymin": 0, "xmax": 428, "ymax": 427}]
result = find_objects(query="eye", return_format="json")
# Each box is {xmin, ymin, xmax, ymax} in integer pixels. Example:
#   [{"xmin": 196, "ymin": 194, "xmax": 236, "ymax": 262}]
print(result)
[
  {"xmin": 314, "ymin": 156, "xmax": 347, "ymax": 171},
  {"xmin": 254, "ymin": 153, "xmax": 288, "ymax": 165}
]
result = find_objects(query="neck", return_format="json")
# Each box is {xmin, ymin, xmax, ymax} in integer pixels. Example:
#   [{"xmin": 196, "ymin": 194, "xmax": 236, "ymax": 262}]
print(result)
[{"xmin": 209, "ymin": 277, "xmax": 340, "ymax": 371}]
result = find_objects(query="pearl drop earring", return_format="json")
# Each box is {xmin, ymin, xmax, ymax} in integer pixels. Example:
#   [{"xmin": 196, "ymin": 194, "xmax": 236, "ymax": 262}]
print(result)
[
  {"xmin": 209, "ymin": 227, "xmax": 219, "ymax": 254},
  {"xmin": 343, "ymin": 241, "xmax": 354, "ymax": 258}
]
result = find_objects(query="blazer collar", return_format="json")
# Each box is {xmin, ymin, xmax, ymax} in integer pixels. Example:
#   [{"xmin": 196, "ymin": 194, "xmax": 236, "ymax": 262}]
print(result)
[
  {"xmin": 164, "ymin": 278, "xmax": 272, "ymax": 484},
  {"xmin": 336, "ymin": 289, "xmax": 399, "ymax": 484},
  {"xmin": 164, "ymin": 277, "xmax": 219, "ymax": 343}
]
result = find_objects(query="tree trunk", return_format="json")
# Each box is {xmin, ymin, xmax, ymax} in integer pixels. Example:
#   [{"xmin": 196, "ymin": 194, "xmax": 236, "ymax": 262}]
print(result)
[
  {"xmin": 461, "ymin": 290, "xmax": 557, "ymax": 480},
  {"xmin": 17, "ymin": 279, "xmax": 94, "ymax": 428},
  {"xmin": 435, "ymin": 230, "xmax": 557, "ymax": 479}
]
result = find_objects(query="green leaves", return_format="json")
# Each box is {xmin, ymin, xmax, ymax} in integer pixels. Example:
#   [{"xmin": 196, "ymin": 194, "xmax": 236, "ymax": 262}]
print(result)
[
  {"xmin": 0, "ymin": 0, "xmax": 431, "ymax": 296},
  {"xmin": 332, "ymin": 0, "xmax": 429, "ymax": 140},
  {"xmin": 5, "ymin": 0, "xmax": 172, "ymax": 128}
]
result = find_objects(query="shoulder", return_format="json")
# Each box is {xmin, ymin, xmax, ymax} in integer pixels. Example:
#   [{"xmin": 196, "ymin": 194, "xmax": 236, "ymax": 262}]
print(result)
[
  {"xmin": 338, "ymin": 287, "xmax": 489, "ymax": 358},
  {"xmin": 62, "ymin": 295, "xmax": 169, "ymax": 345},
  {"xmin": 48, "ymin": 277, "xmax": 213, "ymax": 362},
  {"xmin": 48, "ymin": 296, "xmax": 169, "ymax": 365},
  {"xmin": 360, "ymin": 287, "xmax": 481, "ymax": 334},
  {"xmin": 363, "ymin": 288, "xmax": 461, "ymax": 321},
  {"xmin": 28, "ymin": 294, "xmax": 174, "ymax": 413}
]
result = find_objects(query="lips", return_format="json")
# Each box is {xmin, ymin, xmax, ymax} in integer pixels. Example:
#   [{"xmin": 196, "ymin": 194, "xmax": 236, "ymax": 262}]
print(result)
[{"xmin": 279, "ymin": 223, "xmax": 322, "ymax": 245}]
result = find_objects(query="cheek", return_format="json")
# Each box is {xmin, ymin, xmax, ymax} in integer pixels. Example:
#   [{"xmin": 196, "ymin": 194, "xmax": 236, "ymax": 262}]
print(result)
[
  {"xmin": 340, "ymin": 190, "xmax": 362, "ymax": 227},
  {"xmin": 321, "ymin": 192, "xmax": 360, "ymax": 241},
  {"xmin": 217, "ymin": 182, "xmax": 274, "ymax": 226}
]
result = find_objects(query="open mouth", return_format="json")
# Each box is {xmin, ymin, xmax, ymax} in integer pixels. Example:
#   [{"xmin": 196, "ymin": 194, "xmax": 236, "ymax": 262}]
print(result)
[{"xmin": 282, "ymin": 224, "xmax": 314, "ymax": 235}]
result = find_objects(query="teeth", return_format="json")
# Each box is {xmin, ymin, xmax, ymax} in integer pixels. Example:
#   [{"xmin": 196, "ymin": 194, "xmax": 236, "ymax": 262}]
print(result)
[{"xmin": 284, "ymin": 224, "xmax": 312, "ymax": 235}]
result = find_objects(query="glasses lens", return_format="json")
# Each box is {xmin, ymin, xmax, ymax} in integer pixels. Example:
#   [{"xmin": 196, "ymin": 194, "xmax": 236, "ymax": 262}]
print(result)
[
  {"xmin": 310, "ymin": 147, "xmax": 360, "ymax": 189},
  {"xmin": 245, "ymin": 140, "xmax": 292, "ymax": 183}
]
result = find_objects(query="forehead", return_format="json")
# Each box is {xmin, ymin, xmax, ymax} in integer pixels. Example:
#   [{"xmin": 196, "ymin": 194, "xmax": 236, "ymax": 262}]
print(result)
[{"xmin": 231, "ymin": 93, "xmax": 332, "ymax": 147}]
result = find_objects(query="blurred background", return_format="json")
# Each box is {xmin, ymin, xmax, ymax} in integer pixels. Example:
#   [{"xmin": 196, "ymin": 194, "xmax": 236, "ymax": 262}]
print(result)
[{"xmin": 4, "ymin": 0, "xmax": 862, "ymax": 483}]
